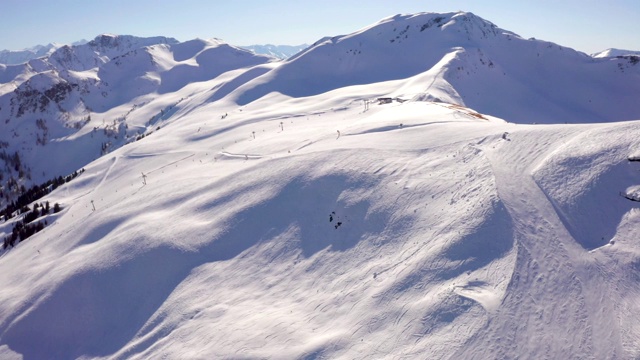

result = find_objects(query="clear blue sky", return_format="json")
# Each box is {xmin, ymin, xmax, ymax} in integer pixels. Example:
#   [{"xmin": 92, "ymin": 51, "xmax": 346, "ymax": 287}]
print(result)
[{"xmin": 1, "ymin": 0, "xmax": 638, "ymax": 54}]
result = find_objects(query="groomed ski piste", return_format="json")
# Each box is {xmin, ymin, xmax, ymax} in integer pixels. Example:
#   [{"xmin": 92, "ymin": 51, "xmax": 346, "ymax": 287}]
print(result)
[{"xmin": 0, "ymin": 11, "xmax": 639, "ymax": 360}]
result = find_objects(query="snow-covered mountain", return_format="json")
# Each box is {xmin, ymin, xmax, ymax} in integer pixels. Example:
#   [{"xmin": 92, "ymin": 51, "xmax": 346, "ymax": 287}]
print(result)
[
  {"xmin": 0, "ymin": 11, "xmax": 639, "ymax": 360},
  {"xmin": 0, "ymin": 40, "xmax": 89, "ymax": 65},
  {"xmin": 242, "ymin": 43, "xmax": 309, "ymax": 59},
  {"xmin": 591, "ymin": 48, "xmax": 640, "ymax": 58},
  {"xmin": 228, "ymin": 12, "xmax": 640, "ymax": 124},
  {"xmin": 0, "ymin": 44, "xmax": 59, "ymax": 65},
  {"xmin": 0, "ymin": 34, "xmax": 274, "ymax": 200}
]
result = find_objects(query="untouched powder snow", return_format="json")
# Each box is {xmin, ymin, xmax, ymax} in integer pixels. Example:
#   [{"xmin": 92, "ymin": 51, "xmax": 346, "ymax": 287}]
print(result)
[{"xmin": 0, "ymin": 11, "xmax": 639, "ymax": 360}]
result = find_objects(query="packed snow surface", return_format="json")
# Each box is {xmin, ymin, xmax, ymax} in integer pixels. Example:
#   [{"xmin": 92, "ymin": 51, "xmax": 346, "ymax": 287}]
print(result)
[{"xmin": 0, "ymin": 11, "xmax": 639, "ymax": 360}]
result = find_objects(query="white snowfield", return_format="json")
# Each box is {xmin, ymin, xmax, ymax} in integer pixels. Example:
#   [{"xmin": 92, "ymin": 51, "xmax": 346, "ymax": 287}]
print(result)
[
  {"xmin": 591, "ymin": 48, "xmax": 640, "ymax": 58},
  {"xmin": 0, "ymin": 11, "xmax": 639, "ymax": 360}
]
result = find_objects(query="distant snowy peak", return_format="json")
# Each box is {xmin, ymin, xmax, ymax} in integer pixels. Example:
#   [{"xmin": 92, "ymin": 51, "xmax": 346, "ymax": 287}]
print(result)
[
  {"xmin": 235, "ymin": 11, "xmax": 529, "ymax": 102},
  {"xmin": 242, "ymin": 44, "xmax": 308, "ymax": 60},
  {"xmin": 87, "ymin": 34, "xmax": 179, "ymax": 58},
  {"xmin": 0, "ymin": 44, "xmax": 59, "ymax": 65},
  {"xmin": 408, "ymin": 11, "xmax": 501, "ymax": 32},
  {"xmin": 42, "ymin": 34, "xmax": 181, "ymax": 72},
  {"xmin": 353, "ymin": 11, "xmax": 517, "ymax": 44},
  {"xmin": 591, "ymin": 48, "xmax": 640, "ymax": 58},
  {"xmin": 300, "ymin": 11, "xmax": 519, "ymax": 60},
  {"xmin": 0, "ymin": 41, "xmax": 89, "ymax": 66},
  {"xmin": 1, "ymin": 34, "xmax": 275, "ymax": 120}
]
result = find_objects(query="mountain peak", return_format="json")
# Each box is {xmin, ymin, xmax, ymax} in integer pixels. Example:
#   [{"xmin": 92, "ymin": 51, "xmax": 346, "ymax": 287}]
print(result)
[
  {"xmin": 591, "ymin": 48, "xmax": 640, "ymax": 58},
  {"xmin": 88, "ymin": 34, "xmax": 179, "ymax": 52},
  {"xmin": 375, "ymin": 11, "xmax": 509, "ymax": 38}
]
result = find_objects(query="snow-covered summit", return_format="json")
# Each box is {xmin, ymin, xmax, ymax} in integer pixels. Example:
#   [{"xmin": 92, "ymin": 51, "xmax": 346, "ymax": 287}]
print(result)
[
  {"xmin": 0, "ymin": 43, "xmax": 59, "ymax": 65},
  {"xmin": 43, "ymin": 34, "xmax": 180, "ymax": 72},
  {"xmin": 591, "ymin": 48, "xmax": 640, "ymax": 58},
  {"xmin": 225, "ymin": 11, "xmax": 640, "ymax": 124},
  {"xmin": 87, "ymin": 34, "xmax": 179, "ymax": 59}
]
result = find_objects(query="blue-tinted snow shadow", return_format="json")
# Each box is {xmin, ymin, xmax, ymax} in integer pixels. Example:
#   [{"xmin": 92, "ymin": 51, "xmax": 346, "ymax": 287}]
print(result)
[
  {"xmin": 379, "ymin": 198, "xmax": 515, "ymax": 301},
  {"xmin": 436, "ymin": 200, "xmax": 514, "ymax": 280},
  {"xmin": 206, "ymin": 66, "xmax": 271, "ymax": 103},
  {"xmin": 1, "ymin": 245, "xmax": 195, "ymax": 360},
  {"xmin": 535, "ymin": 160, "xmax": 639, "ymax": 250},
  {"xmin": 198, "ymin": 174, "xmax": 389, "ymax": 260},
  {"xmin": 1, "ymin": 174, "xmax": 391, "ymax": 359},
  {"xmin": 346, "ymin": 121, "xmax": 458, "ymax": 136}
]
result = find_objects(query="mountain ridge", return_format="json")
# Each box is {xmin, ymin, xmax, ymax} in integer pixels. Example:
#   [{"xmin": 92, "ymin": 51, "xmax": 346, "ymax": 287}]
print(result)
[
  {"xmin": 591, "ymin": 48, "xmax": 640, "ymax": 58},
  {"xmin": 1, "ymin": 11, "xmax": 638, "ymax": 208},
  {"xmin": 0, "ymin": 34, "xmax": 274, "ymax": 198},
  {"xmin": 1, "ymin": 11, "xmax": 639, "ymax": 207},
  {"xmin": 241, "ymin": 44, "xmax": 309, "ymax": 60}
]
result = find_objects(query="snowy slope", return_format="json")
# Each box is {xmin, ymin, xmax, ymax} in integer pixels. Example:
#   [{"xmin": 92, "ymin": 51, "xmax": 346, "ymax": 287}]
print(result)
[
  {"xmin": 0, "ymin": 11, "xmax": 639, "ymax": 360},
  {"xmin": 592, "ymin": 48, "xmax": 640, "ymax": 58},
  {"xmin": 225, "ymin": 12, "xmax": 640, "ymax": 124},
  {"xmin": 2, "ymin": 12, "xmax": 639, "ymax": 201},
  {"xmin": 0, "ymin": 35, "xmax": 274, "ymax": 204},
  {"xmin": 0, "ymin": 44, "xmax": 59, "ymax": 65},
  {"xmin": 0, "ymin": 87, "xmax": 638, "ymax": 359}
]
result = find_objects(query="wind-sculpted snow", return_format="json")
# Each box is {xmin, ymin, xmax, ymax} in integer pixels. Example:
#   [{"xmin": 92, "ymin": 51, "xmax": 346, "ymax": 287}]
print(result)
[
  {"xmin": 158, "ymin": 42, "xmax": 272, "ymax": 94},
  {"xmin": 532, "ymin": 122, "xmax": 640, "ymax": 250}
]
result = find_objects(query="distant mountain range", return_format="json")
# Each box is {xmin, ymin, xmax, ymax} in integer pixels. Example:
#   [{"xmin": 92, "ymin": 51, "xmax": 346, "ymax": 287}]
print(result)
[
  {"xmin": 0, "ymin": 14, "xmax": 638, "ymax": 196},
  {"xmin": 241, "ymin": 44, "xmax": 309, "ymax": 59},
  {"xmin": 0, "ymin": 40, "xmax": 87, "ymax": 65},
  {"xmin": 0, "ymin": 34, "xmax": 274, "ymax": 188},
  {"xmin": 5, "ymin": 40, "xmax": 638, "ymax": 66},
  {"xmin": 0, "ymin": 41, "xmax": 307, "ymax": 65}
]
